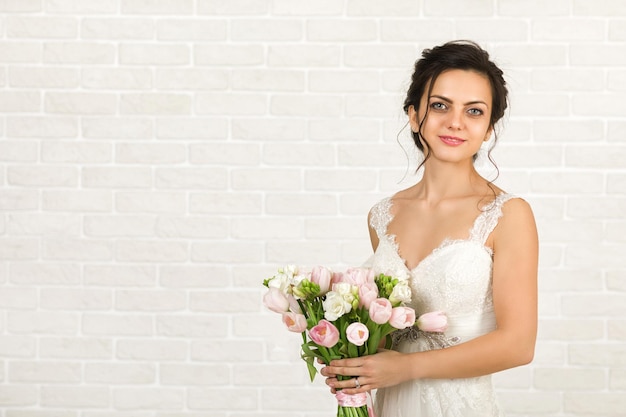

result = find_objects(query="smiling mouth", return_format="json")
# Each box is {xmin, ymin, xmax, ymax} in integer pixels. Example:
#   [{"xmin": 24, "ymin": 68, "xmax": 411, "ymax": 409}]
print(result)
[{"xmin": 439, "ymin": 136, "xmax": 465, "ymax": 146}]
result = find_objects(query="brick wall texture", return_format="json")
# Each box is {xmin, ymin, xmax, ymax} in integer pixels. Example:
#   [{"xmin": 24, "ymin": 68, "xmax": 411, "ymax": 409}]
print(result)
[{"xmin": 0, "ymin": 0, "xmax": 625, "ymax": 416}]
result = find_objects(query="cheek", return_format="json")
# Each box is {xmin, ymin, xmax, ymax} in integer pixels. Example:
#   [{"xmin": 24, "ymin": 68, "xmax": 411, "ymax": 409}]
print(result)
[
  {"xmin": 478, "ymin": 123, "xmax": 493, "ymax": 138},
  {"xmin": 467, "ymin": 117, "xmax": 490, "ymax": 133},
  {"xmin": 418, "ymin": 114, "xmax": 442, "ymax": 138}
]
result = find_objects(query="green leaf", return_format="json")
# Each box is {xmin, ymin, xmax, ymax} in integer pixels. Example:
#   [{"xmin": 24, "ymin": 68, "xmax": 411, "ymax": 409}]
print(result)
[
  {"xmin": 301, "ymin": 342, "xmax": 324, "ymax": 382},
  {"xmin": 367, "ymin": 327, "xmax": 381, "ymax": 354},
  {"xmin": 338, "ymin": 343, "xmax": 348, "ymax": 357},
  {"xmin": 303, "ymin": 354, "xmax": 317, "ymax": 382},
  {"xmin": 348, "ymin": 342, "xmax": 358, "ymax": 358},
  {"xmin": 384, "ymin": 334, "xmax": 393, "ymax": 349}
]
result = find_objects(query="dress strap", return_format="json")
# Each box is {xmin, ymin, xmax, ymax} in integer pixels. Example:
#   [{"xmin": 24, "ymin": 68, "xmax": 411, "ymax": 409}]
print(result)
[
  {"xmin": 469, "ymin": 193, "xmax": 517, "ymax": 245},
  {"xmin": 368, "ymin": 197, "xmax": 392, "ymax": 239},
  {"xmin": 370, "ymin": 194, "xmax": 517, "ymax": 245}
]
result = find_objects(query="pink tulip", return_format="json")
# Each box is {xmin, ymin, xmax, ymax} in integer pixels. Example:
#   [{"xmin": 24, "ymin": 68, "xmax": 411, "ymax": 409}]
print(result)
[
  {"xmin": 389, "ymin": 306, "xmax": 416, "ymax": 330},
  {"xmin": 416, "ymin": 311, "xmax": 448, "ymax": 333},
  {"xmin": 310, "ymin": 265, "xmax": 333, "ymax": 295},
  {"xmin": 282, "ymin": 312, "xmax": 308, "ymax": 333},
  {"xmin": 341, "ymin": 267, "xmax": 375, "ymax": 286},
  {"xmin": 263, "ymin": 287, "xmax": 290, "ymax": 313},
  {"xmin": 309, "ymin": 319, "xmax": 340, "ymax": 348},
  {"xmin": 346, "ymin": 322, "xmax": 369, "ymax": 346},
  {"xmin": 358, "ymin": 282, "xmax": 379, "ymax": 309},
  {"xmin": 287, "ymin": 294, "xmax": 302, "ymax": 314},
  {"xmin": 368, "ymin": 298, "xmax": 392, "ymax": 324}
]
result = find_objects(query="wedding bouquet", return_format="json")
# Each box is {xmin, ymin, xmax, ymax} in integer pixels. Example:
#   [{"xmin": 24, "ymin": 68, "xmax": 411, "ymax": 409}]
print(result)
[{"xmin": 262, "ymin": 264, "xmax": 448, "ymax": 417}]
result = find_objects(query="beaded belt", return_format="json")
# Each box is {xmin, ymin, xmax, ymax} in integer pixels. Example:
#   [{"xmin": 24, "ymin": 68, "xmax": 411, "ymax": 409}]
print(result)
[{"xmin": 391, "ymin": 326, "xmax": 461, "ymax": 350}]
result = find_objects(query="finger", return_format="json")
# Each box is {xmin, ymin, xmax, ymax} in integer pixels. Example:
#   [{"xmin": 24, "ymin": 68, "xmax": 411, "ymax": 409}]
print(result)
[
  {"xmin": 329, "ymin": 357, "xmax": 363, "ymax": 367},
  {"xmin": 320, "ymin": 366, "xmax": 336, "ymax": 378},
  {"xmin": 326, "ymin": 364, "xmax": 361, "ymax": 378},
  {"xmin": 334, "ymin": 377, "xmax": 366, "ymax": 393}
]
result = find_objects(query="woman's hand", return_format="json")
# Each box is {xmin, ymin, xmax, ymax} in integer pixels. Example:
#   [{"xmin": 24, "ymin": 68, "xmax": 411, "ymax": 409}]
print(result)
[{"xmin": 320, "ymin": 349, "xmax": 412, "ymax": 394}]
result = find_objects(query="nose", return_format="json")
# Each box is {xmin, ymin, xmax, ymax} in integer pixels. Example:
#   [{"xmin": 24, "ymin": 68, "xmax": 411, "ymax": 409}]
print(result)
[{"xmin": 447, "ymin": 110, "xmax": 463, "ymax": 130}]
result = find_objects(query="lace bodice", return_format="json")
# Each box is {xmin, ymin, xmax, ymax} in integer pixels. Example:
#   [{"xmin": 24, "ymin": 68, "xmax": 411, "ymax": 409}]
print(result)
[
  {"xmin": 367, "ymin": 193, "xmax": 514, "ymax": 319},
  {"xmin": 367, "ymin": 193, "xmax": 517, "ymax": 417}
]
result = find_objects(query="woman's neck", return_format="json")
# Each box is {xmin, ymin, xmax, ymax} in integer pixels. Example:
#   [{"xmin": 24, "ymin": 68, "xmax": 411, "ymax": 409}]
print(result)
[{"xmin": 415, "ymin": 160, "xmax": 485, "ymax": 204}]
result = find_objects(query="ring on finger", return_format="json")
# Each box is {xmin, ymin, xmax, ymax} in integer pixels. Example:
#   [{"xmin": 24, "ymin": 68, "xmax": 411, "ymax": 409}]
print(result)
[{"xmin": 354, "ymin": 377, "xmax": 360, "ymax": 389}]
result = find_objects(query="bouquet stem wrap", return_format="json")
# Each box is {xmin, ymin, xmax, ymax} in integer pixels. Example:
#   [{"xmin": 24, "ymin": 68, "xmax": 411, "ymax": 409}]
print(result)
[
  {"xmin": 336, "ymin": 391, "xmax": 375, "ymax": 417},
  {"xmin": 336, "ymin": 391, "xmax": 367, "ymax": 407}
]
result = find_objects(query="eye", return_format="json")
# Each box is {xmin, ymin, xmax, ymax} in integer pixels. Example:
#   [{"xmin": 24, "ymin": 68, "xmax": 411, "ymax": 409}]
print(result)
[
  {"xmin": 430, "ymin": 102, "xmax": 447, "ymax": 111},
  {"xmin": 467, "ymin": 108, "xmax": 484, "ymax": 116}
]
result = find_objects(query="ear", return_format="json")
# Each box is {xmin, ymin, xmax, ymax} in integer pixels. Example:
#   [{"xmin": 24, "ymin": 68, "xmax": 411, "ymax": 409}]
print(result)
[
  {"xmin": 484, "ymin": 126, "xmax": 493, "ymax": 142},
  {"xmin": 408, "ymin": 105, "xmax": 420, "ymax": 133}
]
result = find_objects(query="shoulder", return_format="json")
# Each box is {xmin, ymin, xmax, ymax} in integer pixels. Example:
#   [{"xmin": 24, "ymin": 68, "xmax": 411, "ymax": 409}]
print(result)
[
  {"xmin": 368, "ymin": 188, "xmax": 415, "ymax": 223},
  {"xmin": 367, "ymin": 190, "xmax": 410, "ymax": 237},
  {"xmin": 367, "ymin": 195, "xmax": 396, "ymax": 251},
  {"xmin": 493, "ymin": 195, "xmax": 538, "ymax": 248},
  {"xmin": 483, "ymin": 191, "xmax": 533, "ymax": 217},
  {"xmin": 367, "ymin": 196, "xmax": 393, "ymax": 229},
  {"xmin": 499, "ymin": 195, "xmax": 535, "ymax": 220}
]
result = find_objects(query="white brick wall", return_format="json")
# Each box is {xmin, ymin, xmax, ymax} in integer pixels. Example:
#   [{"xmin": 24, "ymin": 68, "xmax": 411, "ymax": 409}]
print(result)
[{"xmin": 0, "ymin": 1, "xmax": 624, "ymax": 415}]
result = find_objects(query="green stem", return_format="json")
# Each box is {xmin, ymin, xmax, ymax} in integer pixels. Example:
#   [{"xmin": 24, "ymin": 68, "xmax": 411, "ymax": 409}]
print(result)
[{"xmin": 297, "ymin": 299, "xmax": 310, "ymax": 324}]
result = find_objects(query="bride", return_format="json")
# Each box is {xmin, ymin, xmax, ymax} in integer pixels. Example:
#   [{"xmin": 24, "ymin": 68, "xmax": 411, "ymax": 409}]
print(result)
[{"xmin": 321, "ymin": 40, "xmax": 538, "ymax": 417}]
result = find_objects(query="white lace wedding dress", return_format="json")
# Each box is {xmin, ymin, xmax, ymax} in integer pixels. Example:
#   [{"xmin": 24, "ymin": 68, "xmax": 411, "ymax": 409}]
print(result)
[{"xmin": 366, "ymin": 193, "xmax": 516, "ymax": 417}]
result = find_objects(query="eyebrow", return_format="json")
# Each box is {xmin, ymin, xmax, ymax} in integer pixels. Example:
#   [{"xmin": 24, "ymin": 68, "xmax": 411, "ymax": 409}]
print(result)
[{"xmin": 430, "ymin": 94, "xmax": 489, "ymax": 107}]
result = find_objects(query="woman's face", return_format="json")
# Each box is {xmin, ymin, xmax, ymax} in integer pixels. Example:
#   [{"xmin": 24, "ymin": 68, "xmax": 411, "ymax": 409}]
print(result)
[{"xmin": 409, "ymin": 69, "xmax": 493, "ymax": 165}]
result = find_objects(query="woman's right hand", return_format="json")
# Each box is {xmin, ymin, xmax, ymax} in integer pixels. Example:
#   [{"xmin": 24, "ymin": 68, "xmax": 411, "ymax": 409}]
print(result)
[
  {"xmin": 317, "ymin": 358, "xmax": 338, "ymax": 393},
  {"xmin": 320, "ymin": 349, "xmax": 411, "ymax": 395}
]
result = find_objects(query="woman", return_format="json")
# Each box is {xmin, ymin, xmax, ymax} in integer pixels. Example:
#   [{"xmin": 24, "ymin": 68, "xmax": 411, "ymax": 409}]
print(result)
[{"xmin": 321, "ymin": 41, "xmax": 538, "ymax": 416}]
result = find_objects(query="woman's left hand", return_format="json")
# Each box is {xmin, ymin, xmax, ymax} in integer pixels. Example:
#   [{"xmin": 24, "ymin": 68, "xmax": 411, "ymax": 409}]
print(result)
[{"xmin": 320, "ymin": 349, "xmax": 411, "ymax": 394}]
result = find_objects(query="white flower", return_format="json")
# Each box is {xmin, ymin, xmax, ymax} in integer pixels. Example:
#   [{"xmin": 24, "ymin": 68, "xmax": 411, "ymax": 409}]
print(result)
[
  {"xmin": 279, "ymin": 264, "xmax": 299, "ymax": 278},
  {"xmin": 389, "ymin": 281, "xmax": 411, "ymax": 304},
  {"xmin": 268, "ymin": 265, "xmax": 306, "ymax": 297},
  {"xmin": 333, "ymin": 282, "xmax": 358, "ymax": 297},
  {"xmin": 290, "ymin": 273, "xmax": 307, "ymax": 287},
  {"xmin": 322, "ymin": 291, "xmax": 352, "ymax": 321},
  {"xmin": 333, "ymin": 282, "xmax": 357, "ymax": 305},
  {"xmin": 267, "ymin": 272, "xmax": 291, "ymax": 294},
  {"xmin": 287, "ymin": 272, "xmax": 309, "ymax": 299}
]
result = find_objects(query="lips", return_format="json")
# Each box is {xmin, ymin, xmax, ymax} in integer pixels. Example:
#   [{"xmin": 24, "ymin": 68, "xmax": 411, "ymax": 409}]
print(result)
[{"xmin": 439, "ymin": 136, "xmax": 465, "ymax": 146}]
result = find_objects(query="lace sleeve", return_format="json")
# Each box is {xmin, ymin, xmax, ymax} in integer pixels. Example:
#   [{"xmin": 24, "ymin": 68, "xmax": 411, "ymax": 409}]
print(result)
[
  {"xmin": 368, "ymin": 197, "xmax": 392, "ymax": 239},
  {"xmin": 470, "ymin": 193, "xmax": 518, "ymax": 245}
]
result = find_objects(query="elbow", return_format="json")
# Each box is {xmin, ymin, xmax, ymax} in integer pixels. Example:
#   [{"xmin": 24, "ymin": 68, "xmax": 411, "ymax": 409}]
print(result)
[
  {"xmin": 499, "ymin": 330, "xmax": 536, "ymax": 368},
  {"xmin": 511, "ymin": 340, "xmax": 535, "ymax": 367},
  {"xmin": 517, "ymin": 346, "xmax": 534, "ymax": 366}
]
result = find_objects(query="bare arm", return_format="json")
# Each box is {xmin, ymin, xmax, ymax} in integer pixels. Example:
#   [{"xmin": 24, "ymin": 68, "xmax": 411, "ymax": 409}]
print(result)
[
  {"xmin": 367, "ymin": 210, "xmax": 379, "ymax": 252},
  {"xmin": 324, "ymin": 198, "xmax": 538, "ymax": 391}
]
